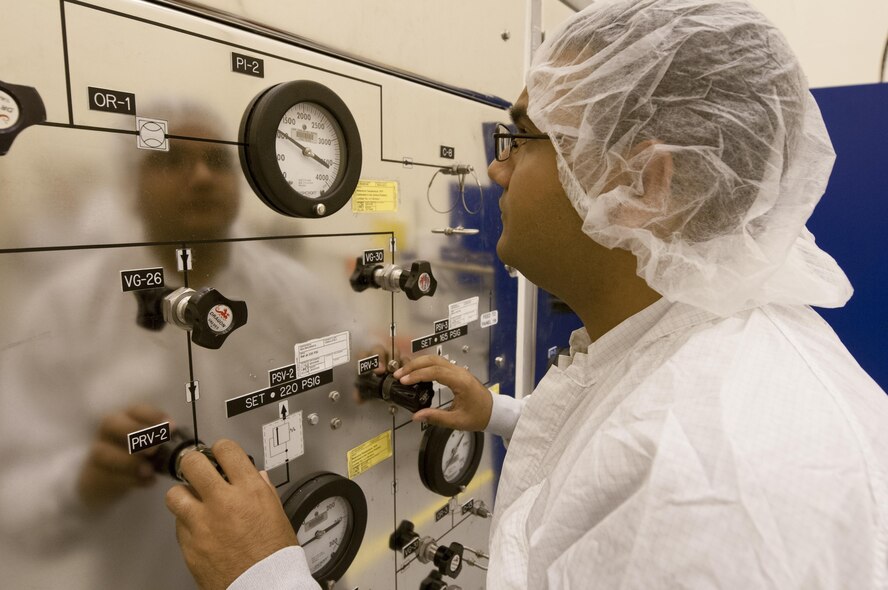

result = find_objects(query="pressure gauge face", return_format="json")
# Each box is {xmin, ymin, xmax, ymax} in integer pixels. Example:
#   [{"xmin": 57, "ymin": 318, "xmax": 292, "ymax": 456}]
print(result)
[
  {"xmin": 0, "ymin": 89, "xmax": 21, "ymax": 130},
  {"xmin": 0, "ymin": 80, "xmax": 46, "ymax": 156},
  {"xmin": 441, "ymin": 430, "xmax": 475, "ymax": 483},
  {"xmin": 297, "ymin": 495, "xmax": 351, "ymax": 573},
  {"xmin": 239, "ymin": 80, "xmax": 362, "ymax": 218},
  {"xmin": 419, "ymin": 425, "xmax": 484, "ymax": 497},
  {"xmin": 283, "ymin": 472, "xmax": 367, "ymax": 584},
  {"xmin": 275, "ymin": 102, "xmax": 344, "ymax": 198}
]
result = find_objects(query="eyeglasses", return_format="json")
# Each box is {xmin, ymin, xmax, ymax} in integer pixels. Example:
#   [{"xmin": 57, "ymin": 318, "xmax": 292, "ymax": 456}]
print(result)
[{"xmin": 493, "ymin": 123, "xmax": 549, "ymax": 162}]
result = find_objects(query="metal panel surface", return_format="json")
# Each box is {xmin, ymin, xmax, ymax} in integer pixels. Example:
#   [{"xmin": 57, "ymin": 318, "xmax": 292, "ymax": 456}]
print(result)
[{"xmin": 0, "ymin": 1, "xmax": 517, "ymax": 588}]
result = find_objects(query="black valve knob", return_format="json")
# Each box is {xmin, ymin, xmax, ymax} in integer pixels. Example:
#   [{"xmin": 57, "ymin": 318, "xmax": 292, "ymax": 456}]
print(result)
[
  {"xmin": 356, "ymin": 371, "xmax": 434, "ymax": 413},
  {"xmin": 433, "ymin": 542, "xmax": 464, "ymax": 578},
  {"xmin": 0, "ymin": 81, "xmax": 46, "ymax": 156},
  {"xmin": 349, "ymin": 256, "xmax": 436, "ymax": 300},
  {"xmin": 389, "ymin": 520, "xmax": 419, "ymax": 552},
  {"xmin": 185, "ymin": 287, "xmax": 248, "ymax": 349},
  {"xmin": 163, "ymin": 287, "xmax": 248, "ymax": 349},
  {"xmin": 420, "ymin": 570, "xmax": 450, "ymax": 590},
  {"xmin": 349, "ymin": 256, "xmax": 381, "ymax": 293},
  {"xmin": 401, "ymin": 261, "xmax": 437, "ymax": 300},
  {"xmin": 150, "ymin": 429, "xmax": 255, "ymax": 482},
  {"xmin": 150, "ymin": 428, "xmax": 202, "ymax": 480}
]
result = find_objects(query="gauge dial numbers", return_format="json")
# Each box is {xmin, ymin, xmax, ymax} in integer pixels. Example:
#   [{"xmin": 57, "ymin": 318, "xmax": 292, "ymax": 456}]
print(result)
[
  {"xmin": 419, "ymin": 425, "xmax": 484, "ymax": 497},
  {"xmin": 239, "ymin": 80, "xmax": 362, "ymax": 218},
  {"xmin": 283, "ymin": 472, "xmax": 368, "ymax": 583},
  {"xmin": 275, "ymin": 102, "xmax": 343, "ymax": 198}
]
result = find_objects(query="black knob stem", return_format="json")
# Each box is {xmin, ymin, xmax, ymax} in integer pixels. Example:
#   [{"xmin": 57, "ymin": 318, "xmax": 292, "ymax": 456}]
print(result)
[
  {"xmin": 419, "ymin": 570, "xmax": 449, "ymax": 590},
  {"xmin": 389, "ymin": 520, "xmax": 419, "ymax": 551},
  {"xmin": 356, "ymin": 371, "xmax": 434, "ymax": 413},
  {"xmin": 349, "ymin": 257, "xmax": 381, "ymax": 293}
]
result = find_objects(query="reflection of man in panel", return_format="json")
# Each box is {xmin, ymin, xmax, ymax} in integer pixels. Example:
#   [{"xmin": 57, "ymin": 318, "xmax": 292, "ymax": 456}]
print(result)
[
  {"xmin": 167, "ymin": 2, "xmax": 888, "ymax": 590},
  {"xmin": 0, "ymin": 106, "xmax": 350, "ymax": 590}
]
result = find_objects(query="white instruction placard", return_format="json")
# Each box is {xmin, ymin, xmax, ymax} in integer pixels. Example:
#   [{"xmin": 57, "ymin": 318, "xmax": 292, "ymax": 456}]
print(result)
[
  {"xmin": 262, "ymin": 410, "xmax": 304, "ymax": 470},
  {"xmin": 448, "ymin": 297, "xmax": 479, "ymax": 328},
  {"xmin": 295, "ymin": 331, "xmax": 351, "ymax": 378},
  {"xmin": 480, "ymin": 310, "xmax": 499, "ymax": 328}
]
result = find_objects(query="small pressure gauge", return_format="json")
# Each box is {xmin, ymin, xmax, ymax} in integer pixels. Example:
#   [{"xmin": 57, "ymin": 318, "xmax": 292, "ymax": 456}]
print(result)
[
  {"xmin": 239, "ymin": 80, "xmax": 362, "ymax": 217},
  {"xmin": 419, "ymin": 425, "xmax": 484, "ymax": 497},
  {"xmin": 282, "ymin": 472, "xmax": 367, "ymax": 584},
  {"xmin": 0, "ymin": 80, "xmax": 46, "ymax": 156}
]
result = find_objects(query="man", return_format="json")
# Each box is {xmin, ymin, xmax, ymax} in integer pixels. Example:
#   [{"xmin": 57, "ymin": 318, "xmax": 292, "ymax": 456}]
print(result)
[
  {"xmin": 0, "ymin": 105, "xmax": 349, "ymax": 589},
  {"xmin": 166, "ymin": 1, "xmax": 888, "ymax": 588}
]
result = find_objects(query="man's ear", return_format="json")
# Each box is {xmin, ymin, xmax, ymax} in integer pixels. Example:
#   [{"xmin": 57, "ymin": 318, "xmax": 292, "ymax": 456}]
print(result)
[
  {"xmin": 607, "ymin": 139, "xmax": 674, "ymax": 232},
  {"xmin": 632, "ymin": 139, "xmax": 673, "ymax": 207}
]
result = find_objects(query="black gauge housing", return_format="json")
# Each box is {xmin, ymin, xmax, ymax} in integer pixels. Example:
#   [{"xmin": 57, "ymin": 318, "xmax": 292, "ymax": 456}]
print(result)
[
  {"xmin": 282, "ymin": 471, "xmax": 368, "ymax": 584},
  {"xmin": 239, "ymin": 80, "xmax": 362, "ymax": 217},
  {"xmin": 418, "ymin": 425, "xmax": 484, "ymax": 497}
]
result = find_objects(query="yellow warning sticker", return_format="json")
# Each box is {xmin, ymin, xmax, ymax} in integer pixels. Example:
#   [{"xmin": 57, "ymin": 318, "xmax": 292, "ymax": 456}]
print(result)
[
  {"xmin": 347, "ymin": 430, "xmax": 393, "ymax": 479},
  {"xmin": 489, "ymin": 383, "xmax": 501, "ymax": 395},
  {"xmin": 352, "ymin": 180, "xmax": 398, "ymax": 213}
]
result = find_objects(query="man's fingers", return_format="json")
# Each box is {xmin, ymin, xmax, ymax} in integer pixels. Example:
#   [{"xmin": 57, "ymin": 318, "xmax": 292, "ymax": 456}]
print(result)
[
  {"xmin": 126, "ymin": 404, "xmax": 171, "ymax": 429},
  {"xmin": 394, "ymin": 354, "xmax": 448, "ymax": 377},
  {"xmin": 90, "ymin": 440, "xmax": 155, "ymax": 479},
  {"xmin": 98, "ymin": 412, "xmax": 145, "ymax": 446},
  {"xmin": 174, "ymin": 516, "xmax": 193, "ymax": 547},
  {"xmin": 178, "ymin": 449, "xmax": 226, "ymax": 497},
  {"xmin": 258, "ymin": 470, "xmax": 275, "ymax": 492},
  {"xmin": 212, "ymin": 439, "xmax": 258, "ymax": 485},
  {"xmin": 413, "ymin": 407, "xmax": 463, "ymax": 429},
  {"xmin": 166, "ymin": 484, "xmax": 202, "ymax": 525},
  {"xmin": 400, "ymin": 363, "xmax": 470, "ymax": 391}
]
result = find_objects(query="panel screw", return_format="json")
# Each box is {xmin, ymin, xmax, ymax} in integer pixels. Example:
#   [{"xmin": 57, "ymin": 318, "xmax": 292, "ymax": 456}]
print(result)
[
  {"xmin": 330, "ymin": 417, "xmax": 342, "ymax": 430},
  {"xmin": 314, "ymin": 203, "xmax": 326, "ymax": 216},
  {"xmin": 494, "ymin": 355, "xmax": 505, "ymax": 368},
  {"xmin": 329, "ymin": 390, "xmax": 340, "ymax": 403},
  {"xmin": 307, "ymin": 413, "xmax": 319, "ymax": 426},
  {"xmin": 389, "ymin": 405, "xmax": 398, "ymax": 415},
  {"xmin": 387, "ymin": 359, "xmax": 400, "ymax": 372},
  {"xmin": 462, "ymin": 345, "xmax": 470, "ymax": 353},
  {"xmin": 501, "ymin": 30, "xmax": 511, "ymax": 41}
]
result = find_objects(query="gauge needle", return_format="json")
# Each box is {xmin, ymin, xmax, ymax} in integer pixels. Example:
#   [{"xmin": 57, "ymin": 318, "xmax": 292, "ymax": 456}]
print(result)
[
  {"xmin": 276, "ymin": 130, "xmax": 331, "ymax": 169},
  {"xmin": 300, "ymin": 517, "xmax": 344, "ymax": 547}
]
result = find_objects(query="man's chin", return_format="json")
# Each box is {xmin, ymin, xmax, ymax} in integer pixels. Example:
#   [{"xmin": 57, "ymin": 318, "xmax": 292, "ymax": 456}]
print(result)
[{"xmin": 495, "ymin": 238, "xmax": 517, "ymax": 270}]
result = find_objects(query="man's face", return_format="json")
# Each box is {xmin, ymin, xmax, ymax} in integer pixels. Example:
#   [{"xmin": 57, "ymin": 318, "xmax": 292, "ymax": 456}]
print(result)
[
  {"xmin": 487, "ymin": 90, "xmax": 589, "ymax": 285},
  {"xmin": 136, "ymin": 122, "xmax": 240, "ymax": 241}
]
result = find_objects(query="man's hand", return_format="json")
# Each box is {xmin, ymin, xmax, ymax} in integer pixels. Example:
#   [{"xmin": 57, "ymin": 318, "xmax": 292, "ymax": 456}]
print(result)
[
  {"xmin": 394, "ymin": 355, "xmax": 492, "ymax": 431},
  {"xmin": 165, "ymin": 439, "xmax": 298, "ymax": 590},
  {"xmin": 77, "ymin": 404, "xmax": 169, "ymax": 511}
]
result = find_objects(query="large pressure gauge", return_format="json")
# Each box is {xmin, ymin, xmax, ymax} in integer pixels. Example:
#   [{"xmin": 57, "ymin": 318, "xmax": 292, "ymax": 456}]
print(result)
[
  {"xmin": 282, "ymin": 472, "xmax": 368, "ymax": 584},
  {"xmin": 419, "ymin": 426, "xmax": 484, "ymax": 497},
  {"xmin": 239, "ymin": 80, "xmax": 362, "ymax": 217}
]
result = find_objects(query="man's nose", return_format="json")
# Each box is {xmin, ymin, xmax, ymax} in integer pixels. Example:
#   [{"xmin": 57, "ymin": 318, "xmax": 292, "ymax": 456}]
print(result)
[
  {"xmin": 188, "ymin": 158, "xmax": 215, "ymax": 184},
  {"xmin": 487, "ymin": 158, "xmax": 511, "ymax": 190}
]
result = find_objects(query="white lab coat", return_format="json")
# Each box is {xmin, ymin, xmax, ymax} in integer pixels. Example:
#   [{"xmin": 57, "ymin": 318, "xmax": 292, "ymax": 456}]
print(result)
[
  {"xmin": 487, "ymin": 299, "xmax": 888, "ymax": 589},
  {"xmin": 0, "ymin": 241, "xmax": 352, "ymax": 590},
  {"xmin": 229, "ymin": 298, "xmax": 888, "ymax": 589}
]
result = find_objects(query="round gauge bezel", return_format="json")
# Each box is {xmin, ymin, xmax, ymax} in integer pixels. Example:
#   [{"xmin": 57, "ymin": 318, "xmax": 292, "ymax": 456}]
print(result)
[
  {"xmin": 418, "ymin": 425, "xmax": 484, "ymax": 497},
  {"xmin": 239, "ymin": 80, "xmax": 362, "ymax": 218},
  {"xmin": 282, "ymin": 471, "xmax": 368, "ymax": 584}
]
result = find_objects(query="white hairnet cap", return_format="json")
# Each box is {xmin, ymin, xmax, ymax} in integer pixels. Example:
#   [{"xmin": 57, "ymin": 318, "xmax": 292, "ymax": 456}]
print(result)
[{"xmin": 527, "ymin": 0, "xmax": 852, "ymax": 315}]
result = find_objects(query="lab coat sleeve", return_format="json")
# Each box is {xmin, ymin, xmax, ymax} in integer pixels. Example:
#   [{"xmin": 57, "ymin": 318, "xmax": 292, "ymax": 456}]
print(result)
[
  {"xmin": 227, "ymin": 546, "xmax": 320, "ymax": 590},
  {"xmin": 0, "ymin": 443, "xmax": 93, "ymax": 549},
  {"xmin": 485, "ymin": 391, "xmax": 527, "ymax": 443}
]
